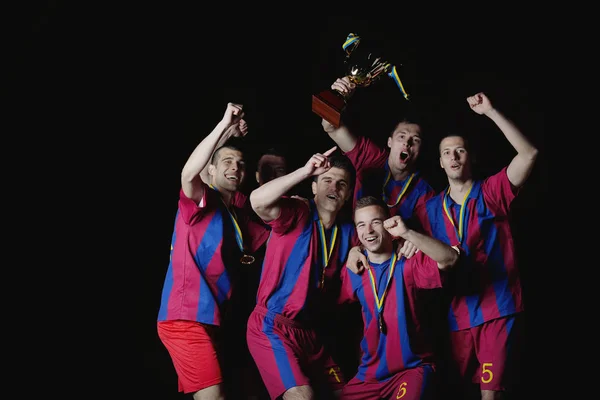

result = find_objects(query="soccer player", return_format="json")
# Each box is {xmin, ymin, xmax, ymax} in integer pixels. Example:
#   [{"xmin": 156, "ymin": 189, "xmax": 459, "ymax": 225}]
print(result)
[
  {"xmin": 226, "ymin": 147, "xmax": 291, "ymax": 400},
  {"xmin": 418, "ymin": 92, "xmax": 538, "ymax": 400},
  {"xmin": 338, "ymin": 196, "xmax": 459, "ymax": 400},
  {"xmin": 156, "ymin": 102, "xmax": 270, "ymax": 400},
  {"xmin": 246, "ymin": 147, "xmax": 358, "ymax": 399},
  {"xmin": 321, "ymin": 77, "xmax": 436, "ymax": 239},
  {"xmin": 255, "ymin": 147, "xmax": 289, "ymax": 187}
]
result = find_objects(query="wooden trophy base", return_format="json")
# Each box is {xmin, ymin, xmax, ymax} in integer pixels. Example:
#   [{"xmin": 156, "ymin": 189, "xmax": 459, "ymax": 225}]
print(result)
[{"xmin": 312, "ymin": 89, "xmax": 346, "ymax": 128}]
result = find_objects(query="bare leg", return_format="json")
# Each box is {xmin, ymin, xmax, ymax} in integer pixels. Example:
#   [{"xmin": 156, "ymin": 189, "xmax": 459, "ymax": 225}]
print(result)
[
  {"xmin": 481, "ymin": 389, "xmax": 503, "ymax": 400},
  {"xmin": 282, "ymin": 384, "xmax": 315, "ymax": 400},
  {"xmin": 192, "ymin": 383, "xmax": 225, "ymax": 400}
]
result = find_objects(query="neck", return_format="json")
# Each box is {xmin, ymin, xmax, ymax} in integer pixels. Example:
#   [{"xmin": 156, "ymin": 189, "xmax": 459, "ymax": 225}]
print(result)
[
  {"xmin": 448, "ymin": 178, "xmax": 473, "ymax": 204},
  {"xmin": 212, "ymin": 182, "xmax": 234, "ymax": 206},
  {"xmin": 367, "ymin": 250, "xmax": 393, "ymax": 264},
  {"xmin": 390, "ymin": 164, "xmax": 413, "ymax": 181},
  {"xmin": 316, "ymin": 207, "xmax": 337, "ymax": 229}
]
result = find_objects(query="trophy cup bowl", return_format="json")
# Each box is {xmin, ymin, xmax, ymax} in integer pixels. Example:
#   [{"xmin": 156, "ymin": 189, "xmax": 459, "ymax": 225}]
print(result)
[{"xmin": 312, "ymin": 33, "xmax": 408, "ymax": 128}]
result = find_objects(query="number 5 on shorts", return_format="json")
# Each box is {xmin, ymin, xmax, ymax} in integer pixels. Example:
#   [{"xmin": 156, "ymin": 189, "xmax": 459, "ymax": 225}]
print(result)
[{"xmin": 481, "ymin": 362, "xmax": 493, "ymax": 384}]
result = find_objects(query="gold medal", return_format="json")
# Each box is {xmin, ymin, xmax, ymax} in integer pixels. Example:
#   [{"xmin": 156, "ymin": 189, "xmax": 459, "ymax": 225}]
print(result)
[{"xmin": 240, "ymin": 254, "xmax": 255, "ymax": 265}]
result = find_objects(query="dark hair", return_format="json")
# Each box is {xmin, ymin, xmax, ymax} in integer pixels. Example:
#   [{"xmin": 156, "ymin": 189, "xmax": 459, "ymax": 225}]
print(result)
[
  {"xmin": 258, "ymin": 147, "xmax": 287, "ymax": 165},
  {"xmin": 210, "ymin": 142, "xmax": 244, "ymax": 165},
  {"xmin": 438, "ymin": 133, "xmax": 472, "ymax": 155},
  {"xmin": 313, "ymin": 153, "xmax": 356, "ymax": 189},
  {"xmin": 354, "ymin": 195, "xmax": 389, "ymax": 218},
  {"xmin": 387, "ymin": 103, "xmax": 427, "ymax": 138}
]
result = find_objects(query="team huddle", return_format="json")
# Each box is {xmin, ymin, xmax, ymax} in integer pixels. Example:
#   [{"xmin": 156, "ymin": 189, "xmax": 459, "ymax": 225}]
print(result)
[{"xmin": 156, "ymin": 77, "xmax": 538, "ymax": 400}]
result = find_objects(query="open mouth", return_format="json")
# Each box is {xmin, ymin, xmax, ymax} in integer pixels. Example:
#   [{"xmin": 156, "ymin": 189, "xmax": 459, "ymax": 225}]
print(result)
[
  {"xmin": 326, "ymin": 194, "xmax": 338, "ymax": 201},
  {"xmin": 400, "ymin": 151, "xmax": 409, "ymax": 161},
  {"xmin": 450, "ymin": 164, "xmax": 460, "ymax": 170},
  {"xmin": 226, "ymin": 175, "xmax": 239, "ymax": 181},
  {"xmin": 365, "ymin": 236, "xmax": 377, "ymax": 243}
]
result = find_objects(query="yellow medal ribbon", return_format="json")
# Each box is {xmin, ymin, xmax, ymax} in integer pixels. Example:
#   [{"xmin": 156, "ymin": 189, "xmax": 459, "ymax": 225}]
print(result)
[
  {"xmin": 209, "ymin": 184, "xmax": 253, "ymax": 263},
  {"xmin": 366, "ymin": 252, "xmax": 398, "ymax": 312},
  {"xmin": 442, "ymin": 185, "xmax": 472, "ymax": 244},
  {"xmin": 318, "ymin": 220, "xmax": 338, "ymax": 288},
  {"xmin": 382, "ymin": 172, "xmax": 415, "ymax": 207}
]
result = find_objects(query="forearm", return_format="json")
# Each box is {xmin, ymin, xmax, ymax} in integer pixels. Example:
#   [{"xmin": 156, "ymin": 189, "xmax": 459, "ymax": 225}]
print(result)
[
  {"xmin": 322, "ymin": 119, "xmax": 357, "ymax": 153},
  {"xmin": 199, "ymin": 130, "xmax": 231, "ymax": 184},
  {"xmin": 485, "ymin": 109, "xmax": 538, "ymax": 187},
  {"xmin": 485, "ymin": 109, "xmax": 538, "ymax": 158},
  {"xmin": 399, "ymin": 230, "xmax": 458, "ymax": 270},
  {"xmin": 181, "ymin": 121, "xmax": 230, "ymax": 183},
  {"xmin": 250, "ymin": 167, "xmax": 311, "ymax": 219}
]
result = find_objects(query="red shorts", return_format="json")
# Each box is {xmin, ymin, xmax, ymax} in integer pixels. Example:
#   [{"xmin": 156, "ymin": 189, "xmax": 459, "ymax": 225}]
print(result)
[
  {"xmin": 157, "ymin": 320, "xmax": 222, "ymax": 394},
  {"xmin": 450, "ymin": 314, "xmax": 522, "ymax": 391},
  {"xmin": 341, "ymin": 364, "xmax": 435, "ymax": 400},
  {"xmin": 246, "ymin": 306, "xmax": 345, "ymax": 399}
]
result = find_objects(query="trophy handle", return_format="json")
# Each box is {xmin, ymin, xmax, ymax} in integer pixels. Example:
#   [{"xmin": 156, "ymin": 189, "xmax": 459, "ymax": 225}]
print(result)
[{"xmin": 311, "ymin": 89, "xmax": 347, "ymax": 128}]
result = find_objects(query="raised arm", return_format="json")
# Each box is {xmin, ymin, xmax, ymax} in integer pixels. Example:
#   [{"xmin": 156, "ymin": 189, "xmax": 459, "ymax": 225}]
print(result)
[
  {"xmin": 181, "ymin": 103, "xmax": 246, "ymax": 203},
  {"xmin": 199, "ymin": 118, "xmax": 249, "ymax": 185},
  {"xmin": 250, "ymin": 146, "xmax": 337, "ymax": 222},
  {"xmin": 384, "ymin": 215, "xmax": 459, "ymax": 271},
  {"xmin": 321, "ymin": 77, "xmax": 358, "ymax": 153},
  {"xmin": 467, "ymin": 92, "xmax": 538, "ymax": 188}
]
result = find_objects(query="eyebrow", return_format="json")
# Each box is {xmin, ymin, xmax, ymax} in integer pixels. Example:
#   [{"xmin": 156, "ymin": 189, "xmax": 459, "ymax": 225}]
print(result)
[
  {"xmin": 322, "ymin": 176, "xmax": 348, "ymax": 184},
  {"xmin": 221, "ymin": 156, "xmax": 244, "ymax": 162},
  {"xmin": 355, "ymin": 217, "xmax": 383, "ymax": 225}
]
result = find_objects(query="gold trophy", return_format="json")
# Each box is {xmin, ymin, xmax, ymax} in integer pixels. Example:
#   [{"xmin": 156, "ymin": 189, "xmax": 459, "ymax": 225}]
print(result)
[{"xmin": 312, "ymin": 33, "xmax": 410, "ymax": 128}]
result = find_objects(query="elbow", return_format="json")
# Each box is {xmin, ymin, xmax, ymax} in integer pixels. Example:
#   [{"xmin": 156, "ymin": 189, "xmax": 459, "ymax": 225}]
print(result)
[
  {"xmin": 528, "ymin": 147, "xmax": 539, "ymax": 162},
  {"xmin": 439, "ymin": 249, "xmax": 460, "ymax": 271},
  {"xmin": 181, "ymin": 167, "xmax": 199, "ymax": 185},
  {"xmin": 249, "ymin": 191, "xmax": 265, "ymax": 214},
  {"xmin": 249, "ymin": 191, "xmax": 260, "ymax": 211}
]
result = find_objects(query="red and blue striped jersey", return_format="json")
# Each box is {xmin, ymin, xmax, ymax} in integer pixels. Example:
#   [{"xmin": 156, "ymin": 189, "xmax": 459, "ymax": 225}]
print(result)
[
  {"xmin": 158, "ymin": 185, "xmax": 270, "ymax": 325},
  {"xmin": 339, "ymin": 251, "xmax": 442, "ymax": 383},
  {"xmin": 417, "ymin": 167, "xmax": 523, "ymax": 331},
  {"xmin": 256, "ymin": 198, "xmax": 358, "ymax": 321},
  {"xmin": 344, "ymin": 136, "xmax": 435, "ymax": 227}
]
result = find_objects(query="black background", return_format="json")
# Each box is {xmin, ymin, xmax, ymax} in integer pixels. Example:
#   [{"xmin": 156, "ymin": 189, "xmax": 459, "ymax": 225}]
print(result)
[{"xmin": 15, "ymin": 3, "xmax": 549, "ymax": 398}]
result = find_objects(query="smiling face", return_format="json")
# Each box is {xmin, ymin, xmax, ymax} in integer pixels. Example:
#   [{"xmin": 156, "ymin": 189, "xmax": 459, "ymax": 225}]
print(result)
[
  {"xmin": 387, "ymin": 121, "xmax": 422, "ymax": 174},
  {"xmin": 354, "ymin": 204, "xmax": 393, "ymax": 255},
  {"xmin": 208, "ymin": 147, "xmax": 246, "ymax": 192},
  {"xmin": 439, "ymin": 135, "xmax": 472, "ymax": 181},
  {"xmin": 311, "ymin": 167, "xmax": 352, "ymax": 214}
]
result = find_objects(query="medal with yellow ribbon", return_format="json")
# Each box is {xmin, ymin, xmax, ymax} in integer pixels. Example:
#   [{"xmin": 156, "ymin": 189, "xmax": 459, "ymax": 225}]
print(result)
[
  {"xmin": 209, "ymin": 185, "xmax": 255, "ymax": 264},
  {"xmin": 382, "ymin": 171, "xmax": 415, "ymax": 207},
  {"xmin": 318, "ymin": 220, "xmax": 338, "ymax": 289},
  {"xmin": 366, "ymin": 252, "xmax": 398, "ymax": 334},
  {"xmin": 442, "ymin": 185, "xmax": 473, "ymax": 245}
]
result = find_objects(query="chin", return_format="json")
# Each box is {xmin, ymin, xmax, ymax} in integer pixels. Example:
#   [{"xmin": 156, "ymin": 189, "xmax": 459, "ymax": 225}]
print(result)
[
  {"xmin": 362, "ymin": 242, "xmax": 379, "ymax": 253},
  {"xmin": 222, "ymin": 182, "xmax": 240, "ymax": 191}
]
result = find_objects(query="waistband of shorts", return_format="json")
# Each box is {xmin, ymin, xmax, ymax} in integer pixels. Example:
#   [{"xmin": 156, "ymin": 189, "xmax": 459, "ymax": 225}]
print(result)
[{"xmin": 253, "ymin": 305, "xmax": 308, "ymax": 329}]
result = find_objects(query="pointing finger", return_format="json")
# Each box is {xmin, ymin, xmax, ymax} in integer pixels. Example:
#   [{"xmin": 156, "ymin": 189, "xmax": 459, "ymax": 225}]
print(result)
[{"xmin": 323, "ymin": 146, "xmax": 337, "ymax": 157}]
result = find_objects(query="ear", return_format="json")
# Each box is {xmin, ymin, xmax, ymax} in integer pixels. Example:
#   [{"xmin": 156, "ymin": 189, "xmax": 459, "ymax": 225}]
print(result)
[
  {"xmin": 208, "ymin": 164, "xmax": 216, "ymax": 176},
  {"xmin": 387, "ymin": 136, "xmax": 392, "ymax": 149},
  {"xmin": 311, "ymin": 180, "xmax": 317, "ymax": 196},
  {"xmin": 255, "ymin": 171, "xmax": 260, "ymax": 184},
  {"xmin": 439, "ymin": 157, "xmax": 444, "ymax": 169}
]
